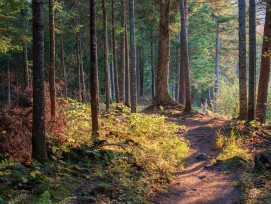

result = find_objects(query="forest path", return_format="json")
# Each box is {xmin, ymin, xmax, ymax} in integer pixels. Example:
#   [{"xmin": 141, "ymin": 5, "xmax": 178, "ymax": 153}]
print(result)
[{"xmin": 153, "ymin": 113, "xmax": 241, "ymax": 204}]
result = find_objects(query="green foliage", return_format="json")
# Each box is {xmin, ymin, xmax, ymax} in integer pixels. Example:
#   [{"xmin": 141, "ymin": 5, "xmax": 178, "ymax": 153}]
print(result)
[{"xmin": 96, "ymin": 111, "xmax": 189, "ymax": 202}]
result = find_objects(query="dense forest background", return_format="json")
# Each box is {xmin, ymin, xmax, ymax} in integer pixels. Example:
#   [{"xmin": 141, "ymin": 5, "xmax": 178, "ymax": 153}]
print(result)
[{"xmin": 0, "ymin": 0, "xmax": 267, "ymax": 119}]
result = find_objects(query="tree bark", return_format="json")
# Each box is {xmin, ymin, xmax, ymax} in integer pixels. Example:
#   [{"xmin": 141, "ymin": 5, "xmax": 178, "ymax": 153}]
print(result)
[
  {"xmin": 214, "ymin": 20, "xmax": 220, "ymax": 113},
  {"xmin": 49, "ymin": 0, "xmax": 56, "ymax": 118},
  {"xmin": 23, "ymin": 41, "xmax": 29, "ymax": 89},
  {"xmin": 21, "ymin": 10, "xmax": 29, "ymax": 90},
  {"xmin": 179, "ymin": 1, "xmax": 187, "ymax": 106},
  {"xmin": 180, "ymin": 0, "xmax": 192, "ymax": 111},
  {"xmin": 60, "ymin": 32, "xmax": 68, "ymax": 98},
  {"xmin": 125, "ymin": 9, "xmax": 130, "ymax": 107},
  {"xmin": 79, "ymin": 35, "xmax": 86, "ymax": 102},
  {"xmin": 151, "ymin": 31, "xmax": 155, "ymax": 100},
  {"xmin": 238, "ymin": 0, "xmax": 248, "ymax": 120},
  {"xmin": 120, "ymin": 0, "xmax": 126, "ymax": 103},
  {"xmin": 154, "ymin": 0, "xmax": 176, "ymax": 106},
  {"xmin": 248, "ymin": 0, "xmax": 256, "ymax": 121},
  {"xmin": 256, "ymin": 3, "xmax": 271, "ymax": 123},
  {"xmin": 129, "ymin": 0, "xmax": 137, "ymax": 112},
  {"xmin": 32, "ymin": 0, "xmax": 48, "ymax": 162},
  {"xmin": 140, "ymin": 47, "xmax": 144, "ymax": 96},
  {"xmin": 76, "ymin": 32, "xmax": 82, "ymax": 102},
  {"xmin": 90, "ymin": 0, "xmax": 99, "ymax": 133},
  {"xmin": 102, "ymin": 0, "xmax": 111, "ymax": 111},
  {"xmin": 112, "ymin": 0, "xmax": 120, "ymax": 103}
]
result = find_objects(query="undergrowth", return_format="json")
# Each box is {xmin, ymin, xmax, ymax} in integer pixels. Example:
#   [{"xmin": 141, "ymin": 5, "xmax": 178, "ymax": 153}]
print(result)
[
  {"xmin": 0, "ymin": 99, "xmax": 189, "ymax": 203},
  {"xmin": 214, "ymin": 124, "xmax": 249, "ymax": 165}
]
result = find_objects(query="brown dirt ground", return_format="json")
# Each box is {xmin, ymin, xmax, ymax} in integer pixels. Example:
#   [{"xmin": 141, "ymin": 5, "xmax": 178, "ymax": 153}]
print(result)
[{"xmin": 152, "ymin": 113, "xmax": 242, "ymax": 204}]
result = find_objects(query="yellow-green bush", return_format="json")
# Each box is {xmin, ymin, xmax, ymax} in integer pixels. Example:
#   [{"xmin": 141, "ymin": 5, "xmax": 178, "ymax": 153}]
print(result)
[{"xmin": 57, "ymin": 99, "xmax": 189, "ymax": 202}]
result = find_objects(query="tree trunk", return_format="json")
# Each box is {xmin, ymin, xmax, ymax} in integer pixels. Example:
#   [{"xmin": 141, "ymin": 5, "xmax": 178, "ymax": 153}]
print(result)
[
  {"xmin": 125, "ymin": 10, "xmax": 131, "ymax": 107},
  {"xmin": 179, "ymin": 1, "xmax": 187, "ymax": 106},
  {"xmin": 137, "ymin": 47, "xmax": 140, "ymax": 96},
  {"xmin": 32, "ymin": 0, "xmax": 48, "ymax": 162},
  {"xmin": 248, "ymin": 0, "xmax": 256, "ymax": 121},
  {"xmin": 49, "ymin": 0, "xmax": 56, "ymax": 118},
  {"xmin": 112, "ymin": 0, "xmax": 120, "ymax": 103},
  {"xmin": 120, "ymin": 0, "xmax": 126, "ymax": 103},
  {"xmin": 102, "ymin": 0, "xmax": 110, "ymax": 111},
  {"xmin": 180, "ymin": 0, "xmax": 192, "ymax": 111},
  {"xmin": 151, "ymin": 31, "xmax": 155, "ymax": 100},
  {"xmin": 238, "ymin": 0, "xmax": 248, "ymax": 120},
  {"xmin": 90, "ymin": 0, "xmax": 99, "ymax": 133},
  {"xmin": 60, "ymin": 33, "xmax": 68, "ymax": 98},
  {"xmin": 154, "ymin": 0, "xmax": 176, "ymax": 106},
  {"xmin": 76, "ymin": 32, "xmax": 82, "ymax": 102},
  {"xmin": 214, "ymin": 20, "xmax": 220, "ymax": 113},
  {"xmin": 79, "ymin": 35, "xmax": 86, "ymax": 102},
  {"xmin": 110, "ymin": 37, "xmax": 115, "ymax": 100},
  {"xmin": 175, "ymin": 42, "xmax": 179, "ymax": 101},
  {"xmin": 21, "ymin": 10, "xmax": 29, "ymax": 90},
  {"xmin": 129, "ymin": 0, "xmax": 137, "ymax": 112},
  {"xmin": 140, "ymin": 47, "xmax": 144, "ymax": 96},
  {"xmin": 256, "ymin": 3, "xmax": 271, "ymax": 123},
  {"xmin": 23, "ymin": 41, "xmax": 29, "ymax": 89}
]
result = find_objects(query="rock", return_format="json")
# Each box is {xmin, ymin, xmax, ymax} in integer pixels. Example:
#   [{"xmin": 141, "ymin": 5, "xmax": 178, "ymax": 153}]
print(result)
[
  {"xmin": 198, "ymin": 176, "xmax": 206, "ymax": 179},
  {"xmin": 254, "ymin": 152, "xmax": 271, "ymax": 171},
  {"xmin": 196, "ymin": 153, "xmax": 209, "ymax": 160}
]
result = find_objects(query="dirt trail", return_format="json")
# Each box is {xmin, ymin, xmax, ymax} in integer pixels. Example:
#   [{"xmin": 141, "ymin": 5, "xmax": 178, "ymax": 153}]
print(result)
[{"xmin": 153, "ymin": 114, "xmax": 241, "ymax": 204}]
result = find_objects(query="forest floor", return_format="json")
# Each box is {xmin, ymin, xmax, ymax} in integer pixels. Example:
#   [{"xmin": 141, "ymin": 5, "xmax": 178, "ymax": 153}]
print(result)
[{"xmin": 152, "ymin": 112, "xmax": 242, "ymax": 204}]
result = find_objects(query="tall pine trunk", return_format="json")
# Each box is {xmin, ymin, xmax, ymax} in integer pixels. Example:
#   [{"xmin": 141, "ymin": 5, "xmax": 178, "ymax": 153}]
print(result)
[
  {"xmin": 214, "ymin": 20, "xmax": 220, "ymax": 113},
  {"xmin": 129, "ymin": 0, "xmax": 137, "ymax": 112},
  {"xmin": 49, "ymin": 0, "xmax": 56, "ymax": 117},
  {"xmin": 32, "ymin": 0, "xmax": 48, "ymax": 162},
  {"xmin": 256, "ymin": 3, "xmax": 271, "ymax": 123},
  {"xmin": 238, "ymin": 0, "xmax": 248, "ymax": 120},
  {"xmin": 120, "ymin": 0, "xmax": 126, "ymax": 102},
  {"xmin": 112, "ymin": 0, "xmax": 120, "ymax": 103},
  {"xmin": 179, "ymin": 0, "xmax": 187, "ymax": 106},
  {"xmin": 60, "ymin": 32, "xmax": 68, "ymax": 98},
  {"xmin": 154, "ymin": 0, "xmax": 176, "ymax": 106},
  {"xmin": 151, "ymin": 31, "xmax": 155, "ymax": 100},
  {"xmin": 140, "ymin": 47, "xmax": 144, "ymax": 96},
  {"xmin": 22, "ymin": 10, "xmax": 29, "ymax": 89},
  {"xmin": 102, "ymin": 0, "xmax": 111, "ymax": 111},
  {"xmin": 248, "ymin": 0, "xmax": 256, "ymax": 121},
  {"xmin": 90, "ymin": 0, "xmax": 99, "ymax": 132},
  {"xmin": 125, "ymin": 11, "xmax": 131, "ymax": 107},
  {"xmin": 180, "ymin": 0, "xmax": 192, "ymax": 111}
]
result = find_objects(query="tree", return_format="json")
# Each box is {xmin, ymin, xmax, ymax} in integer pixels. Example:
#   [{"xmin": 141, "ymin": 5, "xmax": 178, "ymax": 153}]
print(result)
[
  {"xmin": 214, "ymin": 19, "xmax": 220, "ymax": 113},
  {"xmin": 257, "ymin": 2, "xmax": 271, "ymax": 123},
  {"xmin": 90, "ymin": 0, "xmax": 99, "ymax": 132},
  {"xmin": 248, "ymin": 0, "xmax": 256, "ymax": 121},
  {"xmin": 21, "ymin": 9, "xmax": 29, "ymax": 90},
  {"xmin": 180, "ymin": 0, "xmax": 192, "ymax": 111},
  {"xmin": 102, "ymin": 0, "xmax": 110, "ymax": 111},
  {"xmin": 120, "ymin": 0, "xmax": 126, "ymax": 103},
  {"xmin": 49, "ymin": 0, "xmax": 56, "ymax": 118},
  {"xmin": 153, "ymin": 0, "xmax": 176, "ymax": 106},
  {"xmin": 125, "ymin": 3, "xmax": 130, "ymax": 107},
  {"xmin": 112, "ymin": 0, "xmax": 120, "ymax": 103},
  {"xmin": 129, "ymin": 0, "xmax": 137, "ymax": 113},
  {"xmin": 32, "ymin": 0, "xmax": 48, "ymax": 162},
  {"xmin": 238, "ymin": 0, "xmax": 248, "ymax": 120},
  {"xmin": 179, "ymin": 0, "xmax": 187, "ymax": 106}
]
